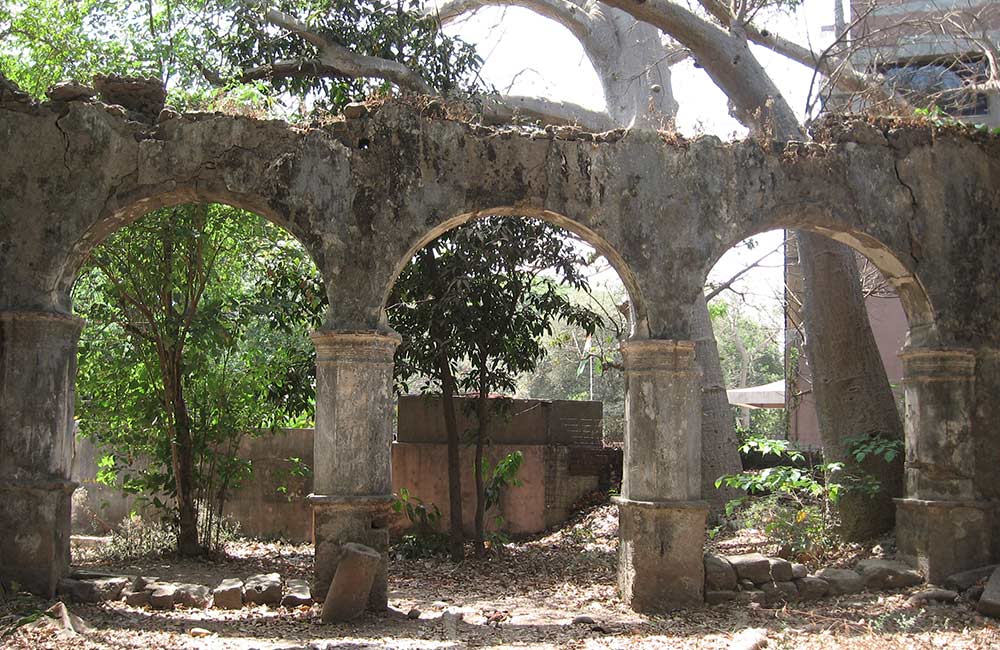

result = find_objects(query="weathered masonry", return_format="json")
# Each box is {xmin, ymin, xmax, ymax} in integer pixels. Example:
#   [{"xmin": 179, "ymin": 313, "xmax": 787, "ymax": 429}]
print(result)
[{"xmin": 2, "ymin": 86, "xmax": 999, "ymax": 612}]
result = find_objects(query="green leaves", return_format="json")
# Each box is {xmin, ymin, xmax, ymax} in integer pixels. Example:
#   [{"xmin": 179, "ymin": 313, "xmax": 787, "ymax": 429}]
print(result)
[
  {"xmin": 738, "ymin": 434, "xmax": 804, "ymax": 462},
  {"xmin": 845, "ymin": 433, "xmax": 903, "ymax": 464},
  {"xmin": 1, "ymin": 0, "xmax": 484, "ymax": 112},
  {"xmin": 73, "ymin": 202, "xmax": 326, "ymax": 549},
  {"xmin": 388, "ymin": 216, "xmax": 605, "ymax": 400},
  {"xmin": 483, "ymin": 450, "xmax": 523, "ymax": 512}
]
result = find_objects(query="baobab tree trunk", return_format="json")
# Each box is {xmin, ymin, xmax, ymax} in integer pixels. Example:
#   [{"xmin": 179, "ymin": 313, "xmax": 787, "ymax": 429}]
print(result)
[
  {"xmin": 435, "ymin": 0, "xmax": 680, "ymax": 128},
  {"xmin": 691, "ymin": 292, "xmax": 741, "ymax": 513},
  {"xmin": 798, "ymin": 234, "xmax": 904, "ymax": 539}
]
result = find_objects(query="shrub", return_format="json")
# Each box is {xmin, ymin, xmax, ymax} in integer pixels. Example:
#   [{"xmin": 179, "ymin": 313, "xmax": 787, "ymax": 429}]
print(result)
[
  {"xmin": 391, "ymin": 488, "xmax": 450, "ymax": 559},
  {"xmin": 716, "ymin": 434, "xmax": 901, "ymax": 562}
]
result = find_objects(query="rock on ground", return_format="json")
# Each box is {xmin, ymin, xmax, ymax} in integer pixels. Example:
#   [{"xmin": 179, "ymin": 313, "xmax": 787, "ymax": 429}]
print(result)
[
  {"xmin": 175, "ymin": 583, "xmax": 211, "ymax": 608},
  {"xmin": 321, "ymin": 543, "xmax": 381, "ymax": 623},
  {"xmin": 761, "ymin": 581, "xmax": 798, "ymax": 603},
  {"xmin": 907, "ymin": 588, "xmax": 959, "ymax": 607},
  {"xmin": 213, "ymin": 578, "xmax": 245, "ymax": 609},
  {"xmin": 58, "ymin": 576, "xmax": 129, "ymax": 603},
  {"xmin": 768, "ymin": 558, "xmax": 794, "ymax": 582},
  {"xmin": 735, "ymin": 590, "xmax": 766, "ymax": 605},
  {"xmin": 123, "ymin": 590, "xmax": 150, "ymax": 607},
  {"xmin": 149, "ymin": 584, "xmax": 177, "ymax": 610},
  {"xmin": 281, "ymin": 578, "xmax": 313, "ymax": 607},
  {"xmin": 976, "ymin": 566, "xmax": 1000, "ymax": 617},
  {"xmin": 945, "ymin": 565, "xmax": 998, "ymax": 592},
  {"xmin": 726, "ymin": 554, "xmax": 771, "ymax": 584},
  {"xmin": 705, "ymin": 590, "xmax": 737, "ymax": 605},
  {"xmin": 815, "ymin": 568, "xmax": 863, "ymax": 595},
  {"xmin": 245, "ymin": 573, "xmax": 283, "ymax": 606},
  {"xmin": 795, "ymin": 577, "xmax": 830, "ymax": 601},
  {"xmin": 855, "ymin": 559, "xmax": 923, "ymax": 589},
  {"xmin": 704, "ymin": 554, "xmax": 737, "ymax": 591},
  {"xmin": 23, "ymin": 602, "xmax": 90, "ymax": 640}
]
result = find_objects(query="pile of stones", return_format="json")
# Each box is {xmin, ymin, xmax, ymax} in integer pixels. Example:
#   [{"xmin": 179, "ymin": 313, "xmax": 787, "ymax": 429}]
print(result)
[
  {"xmin": 58, "ymin": 571, "xmax": 313, "ymax": 610},
  {"xmin": 704, "ymin": 552, "xmax": 923, "ymax": 605}
]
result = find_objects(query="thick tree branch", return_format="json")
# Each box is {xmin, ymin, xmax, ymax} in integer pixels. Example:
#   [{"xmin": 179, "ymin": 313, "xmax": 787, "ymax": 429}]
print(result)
[
  {"xmin": 600, "ymin": 0, "xmax": 801, "ymax": 137},
  {"xmin": 431, "ymin": 0, "xmax": 680, "ymax": 127},
  {"xmin": 433, "ymin": 0, "xmax": 596, "ymax": 43},
  {"xmin": 698, "ymin": 0, "xmax": 910, "ymax": 112},
  {"xmin": 478, "ymin": 94, "xmax": 618, "ymax": 130},
  {"xmin": 238, "ymin": 5, "xmax": 436, "ymax": 94}
]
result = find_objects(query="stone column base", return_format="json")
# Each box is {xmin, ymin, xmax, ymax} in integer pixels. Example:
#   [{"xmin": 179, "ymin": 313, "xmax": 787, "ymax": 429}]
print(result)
[
  {"xmin": 895, "ymin": 498, "xmax": 993, "ymax": 584},
  {"xmin": 310, "ymin": 494, "xmax": 393, "ymax": 611},
  {"xmin": 614, "ymin": 497, "xmax": 708, "ymax": 612},
  {"xmin": 0, "ymin": 479, "xmax": 76, "ymax": 597}
]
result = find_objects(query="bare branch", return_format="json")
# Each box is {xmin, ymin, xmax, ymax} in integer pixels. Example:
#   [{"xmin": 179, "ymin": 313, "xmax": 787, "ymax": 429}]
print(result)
[
  {"xmin": 705, "ymin": 237, "xmax": 785, "ymax": 303},
  {"xmin": 698, "ymin": 0, "xmax": 911, "ymax": 113}
]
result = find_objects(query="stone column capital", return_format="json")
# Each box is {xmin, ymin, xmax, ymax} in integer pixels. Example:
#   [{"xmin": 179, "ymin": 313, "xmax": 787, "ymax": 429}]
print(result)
[
  {"xmin": 622, "ymin": 338, "xmax": 697, "ymax": 374},
  {"xmin": 899, "ymin": 346, "xmax": 976, "ymax": 381},
  {"xmin": 310, "ymin": 330, "xmax": 401, "ymax": 362}
]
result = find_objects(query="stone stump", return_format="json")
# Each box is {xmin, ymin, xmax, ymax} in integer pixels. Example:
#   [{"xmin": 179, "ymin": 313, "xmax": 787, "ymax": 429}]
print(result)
[{"xmin": 321, "ymin": 542, "xmax": 381, "ymax": 623}]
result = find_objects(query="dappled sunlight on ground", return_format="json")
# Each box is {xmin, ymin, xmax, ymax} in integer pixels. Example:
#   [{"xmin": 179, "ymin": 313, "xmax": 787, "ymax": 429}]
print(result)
[{"xmin": 3, "ymin": 503, "xmax": 999, "ymax": 649}]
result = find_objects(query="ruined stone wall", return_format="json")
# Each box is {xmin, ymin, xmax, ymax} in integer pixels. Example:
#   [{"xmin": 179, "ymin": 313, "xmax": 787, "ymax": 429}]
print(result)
[
  {"xmin": 3, "ymin": 96, "xmax": 1000, "ymax": 345},
  {"xmin": 4, "ymin": 84, "xmax": 1000, "ymax": 605}
]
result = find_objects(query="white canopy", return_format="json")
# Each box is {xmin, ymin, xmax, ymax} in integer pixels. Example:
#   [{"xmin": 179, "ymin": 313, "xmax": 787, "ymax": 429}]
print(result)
[{"xmin": 726, "ymin": 380, "xmax": 785, "ymax": 409}]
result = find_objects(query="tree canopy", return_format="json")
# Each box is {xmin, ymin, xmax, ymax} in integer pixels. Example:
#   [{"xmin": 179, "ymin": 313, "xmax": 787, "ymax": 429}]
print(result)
[{"xmin": 0, "ymin": 0, "xmax": 483, "ymax": 110}]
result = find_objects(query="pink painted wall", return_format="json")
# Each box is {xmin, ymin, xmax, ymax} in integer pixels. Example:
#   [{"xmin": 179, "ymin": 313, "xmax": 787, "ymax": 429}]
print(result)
[{"xmin": 390, "ymin": 443, "xmax": 548, "ymax": 536}]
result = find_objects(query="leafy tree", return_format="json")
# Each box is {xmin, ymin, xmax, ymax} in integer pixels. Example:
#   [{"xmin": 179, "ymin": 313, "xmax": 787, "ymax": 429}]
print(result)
[
  {"xmin": 0, "ymin": 0, "xmax": 482, "ymax": 111},
  {"xmin": 73, "ymin": 204, "xmax": 324, "ymax": 554},
  {"xmin": 388, "ymin": 216, "xmax": 603, "ymax": 557}
]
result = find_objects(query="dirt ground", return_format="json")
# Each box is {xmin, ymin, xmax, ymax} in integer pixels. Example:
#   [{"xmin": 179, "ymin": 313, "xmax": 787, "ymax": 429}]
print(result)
[{"xmin": 3, "ymin": 504, "xmax": 999, "ymax": 649}]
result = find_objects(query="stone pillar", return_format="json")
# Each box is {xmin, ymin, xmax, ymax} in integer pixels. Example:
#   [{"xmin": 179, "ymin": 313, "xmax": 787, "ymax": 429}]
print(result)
[
  {"xmin": 0, "ymin": 310, "xmax": 83, "ymax": 596},
  {"xmin": 895, "ymin": 346, "xmax": 993, "ymax": 583},
  {"xmin": 309, "ymin": 330, "xmax": 399, "ymax": 610},
  {"xmin": 615, "ymin": 339, "xmax": 708, "ymax": 612}
]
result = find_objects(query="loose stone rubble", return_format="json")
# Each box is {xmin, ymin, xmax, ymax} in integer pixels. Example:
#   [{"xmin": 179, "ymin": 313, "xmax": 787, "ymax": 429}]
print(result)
[
  {"xmin": 704, "ymin": 553, "xmax": 928, "ymax": 605},
  {"xmin": 54, "ymin": 572, "xmax": 314, "ymax": 611}
]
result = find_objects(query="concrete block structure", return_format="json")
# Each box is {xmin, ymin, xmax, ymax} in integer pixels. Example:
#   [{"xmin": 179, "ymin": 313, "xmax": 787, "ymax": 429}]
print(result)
[
  {"xmin": 850, "ymin": 0, "xmax": 1000, "ymax": 126},
  {"xmin": 393, "ymin": 395, "xmax": 615, "ymax": 535},
  {"xmin": 2, "ymin": 80, "xmax": 1000, "ymax": 611}
]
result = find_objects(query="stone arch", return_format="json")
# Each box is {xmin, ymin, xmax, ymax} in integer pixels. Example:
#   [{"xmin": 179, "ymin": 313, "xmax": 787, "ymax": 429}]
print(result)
[
  {"xmin": 379, "ymin": 206, "xmax": 651, "ymax": 339},
  {"xmin": 54, "ymin": 186, "xmax": 329, "ymax": 307},
  {"xmin": 709, "ymin": 204, "xmax": 938, "ymax": 347}
]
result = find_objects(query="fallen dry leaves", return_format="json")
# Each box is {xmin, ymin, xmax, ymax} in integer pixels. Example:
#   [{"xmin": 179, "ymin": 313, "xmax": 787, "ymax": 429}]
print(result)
[{"xmin": 2, "ymin": 502, "xmax": 998, "ymax": 649}]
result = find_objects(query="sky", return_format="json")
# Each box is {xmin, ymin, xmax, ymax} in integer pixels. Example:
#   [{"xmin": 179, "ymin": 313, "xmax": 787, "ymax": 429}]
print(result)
[{"xmin": 435, "ymin": 0, "xmax": 839, "ymax": 331}]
